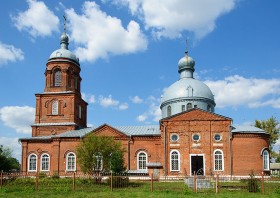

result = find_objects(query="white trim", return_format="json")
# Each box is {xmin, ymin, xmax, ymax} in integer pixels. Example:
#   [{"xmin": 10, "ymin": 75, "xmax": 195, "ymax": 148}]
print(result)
[
  {"xmin": 213, "ymin": 149, "xmax": 224, "ymax": 171},
  {"xmin": 40, "ymin": 153, "xmax": 50, "ymax": 171},
  {"xmin": 189, "ymin": 154, "xmax": 205, "ymax": 175},
  {"xmin": 137, "ymin": 151, "xmax": 148, "ymax": 170},
  {"xmin": 28, "ymin": 153, "xmax": 37, "ymax": 172},
  {"xmin": 66, "ymin": 152, "xmax": 76, "ymax": 171},
  {"xmin": 170, "ymin": 133, "xmax": 179, "ymax": 142},
  {"xmin": 170, "ymin": 149, "xmax": 180, "ymax": 171},
  {"xmin": 263, "ymin": 150, "xmax": 269, "ymax": 171}
]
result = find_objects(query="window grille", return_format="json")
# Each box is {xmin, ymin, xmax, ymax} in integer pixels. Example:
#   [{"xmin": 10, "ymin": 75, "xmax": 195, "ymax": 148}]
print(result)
[
  {"xmin": 54, "ymin": 70, "xmax": 62, "ymax": 86},
  {"xmin": 214, "ymin": 150, "xmax": 223, "ymax": 171},
  {"xmin": 41, "ymin": 154, "xmax": 49, "ymax": 171},
  {"xmin": 52, "ymin": 101, "xmax": 58, "ymax": 115},
  {"xmin": 66, "ymin": 153, "xmax": 76, "ymax": 171},
  {"xmin": 171, "ymin": 151, "xmax": 179, "ymax": 171},
  {"xmin": 28, "ymin": 154, "xmax": 37, "ymax": 171},
  {"xmin": 138, "ymin": 152, "xmax": 147, "ymax": 170}
]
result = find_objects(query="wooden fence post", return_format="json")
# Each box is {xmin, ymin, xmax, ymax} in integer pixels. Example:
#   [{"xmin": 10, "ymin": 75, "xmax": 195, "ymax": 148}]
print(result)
[
  {"xmin": 0, "ymin": 171, "xmax": 3, "ymax": 189},
  {"xmin": 216, "ymin": 173, "xmax": 219, "ymax": 194},
  {"xmin": 150, "ymin": 170, "xmax": 153, "ymax": 192},
  {"xmin": 261, "ymin": 172, "xmax": 264, "ymax": 194},
  {"xmin": 35, "ymin": 171, "xmax": 38, "ymax": 191},
  {"xmin": 110, "ymin": 171, "xmax": 113, "ymax": 192},
  {"xmin": 193, "ymin": 172, "xmax": 197, "ymax": 193},
  {"xmin": 72, "ymin": 172, "xmax": 76, "ymax": 191}
]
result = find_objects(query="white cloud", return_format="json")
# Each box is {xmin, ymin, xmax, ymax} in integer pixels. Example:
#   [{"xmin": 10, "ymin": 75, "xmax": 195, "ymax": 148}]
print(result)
[
  {"xmin": 0, "ymin": 106, "xmax": 35, "ymax": 134},
  {"xmin": 137, "ymin": 114, "xmax": 148, "ymax": 122},
  {"xmin": 110, "ymin": 0, "xmax": 237, "ymax": 39},
  {"xmin": 119, "ymin": 103, "xmax": 129, "ymax": 110},
  {"xmin": 11, "ymin": 0, "xmax": 59, "ymax": 38},
  {"xmin": 0, "ymin": 137, "xmax": 22, "ymax": 161},
  {"xmin": 0, "ymin": 42, "xmax": 24, "ymax": 65},
  {"xmin": 99, "ymin": 95, "xmax": 119, "ymax": 107},
  {"xmin": 82, "ymin": 93, "xmax": 96, "ymax": 104},
  {"xmin": 130, "ymin": 96, "xmax": 143, "ymax": 104},
  {"xmin": 205, "ymin": 75, "xmax": 280, "ymax": 108},
  {"xmin": 66, "ymin": 1, "xmax": 147, "ymax": 62}
]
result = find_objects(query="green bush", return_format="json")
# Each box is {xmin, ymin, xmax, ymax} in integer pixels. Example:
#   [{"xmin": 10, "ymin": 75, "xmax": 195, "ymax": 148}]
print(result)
[{"xmin": 247, "ymin": 170, "xmax": 259, "ymax": 193}]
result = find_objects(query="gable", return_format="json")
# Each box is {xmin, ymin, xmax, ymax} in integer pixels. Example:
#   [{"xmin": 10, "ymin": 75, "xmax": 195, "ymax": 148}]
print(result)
[
  {"xmin": 161, "ymin": 108, "xmax": 232, "ymax": 122},
  {"xmin": 92, "ymin": 124, "xmax": 128, "ymax": 138}
]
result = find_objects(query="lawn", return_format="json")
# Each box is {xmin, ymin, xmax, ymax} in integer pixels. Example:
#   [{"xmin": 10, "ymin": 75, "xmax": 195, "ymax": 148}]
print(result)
[{"xmin": 1, "ymin": 177, "xmax": 280, "ymax": 198}]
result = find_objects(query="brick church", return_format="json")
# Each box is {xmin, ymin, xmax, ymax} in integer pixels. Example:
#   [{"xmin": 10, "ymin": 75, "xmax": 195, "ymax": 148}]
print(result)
[{"xmin": 20, "ymin": 28, "xmax": 270, "ymax": 177}]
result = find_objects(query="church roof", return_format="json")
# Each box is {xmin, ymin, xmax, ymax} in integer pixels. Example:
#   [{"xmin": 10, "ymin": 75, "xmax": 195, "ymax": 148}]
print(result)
[
  {"xmin": 231, "ymin": 125, "xmax": 268, "ymax": 134},
  {"xmin": 21, "ymin": 125, "xmax": 160, "ymax": 140}
]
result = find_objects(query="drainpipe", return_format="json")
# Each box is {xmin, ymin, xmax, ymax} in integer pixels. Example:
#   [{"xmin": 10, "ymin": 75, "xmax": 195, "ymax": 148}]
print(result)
[
  {"xmin": 128, "ymin": 135, "xmax": 132, "ymax": 170},
  {"xmin": 229, "ymin": 124, "xmax": 233, "ymax": 178},
  {"xmin": 160, "ymin": 122, "xmax": 167, "ymax": 176}
]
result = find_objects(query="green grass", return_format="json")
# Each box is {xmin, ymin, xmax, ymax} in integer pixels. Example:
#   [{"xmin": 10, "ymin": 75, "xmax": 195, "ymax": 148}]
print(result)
[{"xmin": 1, "ymin": 177, "xmax": 280, "ymax": 198}]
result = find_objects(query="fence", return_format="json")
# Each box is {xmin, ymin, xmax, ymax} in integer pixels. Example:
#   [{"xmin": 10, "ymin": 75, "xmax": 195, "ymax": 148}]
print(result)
[{"xmin": 1, "ymin": 171, "xmax": 280, "ymax": 194}]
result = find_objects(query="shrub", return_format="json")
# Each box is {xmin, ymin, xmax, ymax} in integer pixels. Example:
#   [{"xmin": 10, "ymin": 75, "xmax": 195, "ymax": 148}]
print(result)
[{"xmin": 247, "ymin": 170, "xmax": 259, "ymax": 193}]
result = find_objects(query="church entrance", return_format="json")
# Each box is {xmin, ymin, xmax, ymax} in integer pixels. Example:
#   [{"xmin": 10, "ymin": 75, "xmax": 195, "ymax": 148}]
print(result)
[{"xmin": 191, "ymin": 155, "xmax": 204, "ymax": 176}]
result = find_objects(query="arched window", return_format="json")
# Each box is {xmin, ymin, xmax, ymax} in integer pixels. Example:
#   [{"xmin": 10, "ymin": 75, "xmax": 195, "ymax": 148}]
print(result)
[
  {"xmin": 54, "ymin": 70, "xmax": 62, "ymax": 87},
  {"xmin": 28, "ymin": 154, "xmax": 37, "ymax": 172},
  {"xmin": 170, "ymin": 150, "xmax": 180, "ymax": 171},
  {"xmin": 167, "ymin": 105, "xmax": 172, "ymax": 117},
  {"xmin": 214, "ymin": 150, "xmax": 224, "ymax": 171},
  {"xmin": 137, "ymin": 152, "xmax": 147, "ymax": 170},
  {"xmin": 78, "ymin": 105, "xmax": 82, "ymax": 119},
  {"xmin": 207, "ymin": 105, "xmax": 211, "ymax": 112},
  {"xmin": 41, "ymin": 154, "xmax": 50, "ymax": 171},
  {"xmin": 187, "ymin": 103, "xmax": 192, "ymax": 110},
  {"xmin": 66, "ymin": 152, "xmax": 76, "ymax": 171},
  {"xmin": 181, "ymin": 105, "xmax": 185, "ymax": 112},
  {"xmin": 263, "ymin": 150, "xmax": 269, "ymax": 171},
  {"xmin": 52, "ymin": 101, "xmax": 58, "ymax": 115}
]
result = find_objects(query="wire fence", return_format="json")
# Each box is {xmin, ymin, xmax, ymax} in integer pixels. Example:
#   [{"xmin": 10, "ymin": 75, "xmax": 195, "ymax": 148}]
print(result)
[{"xmin": 1, "ymin": 171, "xmax": 279, "ymax": 194}]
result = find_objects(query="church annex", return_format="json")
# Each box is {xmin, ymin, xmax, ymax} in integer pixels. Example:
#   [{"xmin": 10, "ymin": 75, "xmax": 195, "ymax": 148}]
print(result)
[{"xmin": 20, "ymin": 28, "xmax": 270, "ymax": 177}]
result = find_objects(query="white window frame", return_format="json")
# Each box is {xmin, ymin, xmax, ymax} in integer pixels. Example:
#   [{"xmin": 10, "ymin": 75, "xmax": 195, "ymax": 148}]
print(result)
[
  {"xmin": 170, "ymin": 150, "xmax": 180, "ymax": 171},
  {"xmin": 40, "ymin": 153, "xmax": 50, "ymax": 171},
  {"xmin": 93, "ymin": 153, "xmax": 103, "ymax": 171},
  {"xmin": 214, "ymin": 149, "xmax": 224, "ymax": 171},
  {"xmin": 263, "ymin": 150, "xmax": 269, "ymax": 171},
  {"xmin": 28, "ymin": 154, "xmax": 37, "ymax": 172},
  {"xmin": 52, "ymin": 100, "xmax": 58, "ymax": 115},
  {"xmin": 66, "ymin": 152, "xmax": 76, "ymax": 171},
  {"xmin": 137, "ymin": 151, "xmax": 147, "ymax": 170},
  {"xmin": 54, "ymin": 70, "xmax": 62, "ymax": 87}
]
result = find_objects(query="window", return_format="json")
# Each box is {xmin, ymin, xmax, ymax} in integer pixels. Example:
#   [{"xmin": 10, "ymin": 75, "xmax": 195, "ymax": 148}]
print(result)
[
  {"xmin": 170, "ymin": 150, "xmax": 180, "ymax": 171},
  {"xmin": 74, "ymin": 76, "xmax": 78, "ymax": 90},
  {"xmin": 93, "ymin": 153, "xmax": 103, "ymax": 171},
  {"xmin": 214, "ymin": 150, "xmax": 224, "ymax": 171},
  {"xmin": 137, "ymin": 152, "xmax": 147, "ymax": 170},
  {"xmin": 66, "ymin": 152, "xmax": 76, "ymax": 171},
  {"xmin": 78, "ymin": 105, "xmax": 82, "ymax": 119},
  {"xmin": 54, "ymin": 70, "xmax": 62, "ymax": 86},
  {"xmin": 207, "ymin": 105, "xmax": 211, "ymax": 112},
  {"xmin": 214, "ymin": 134, "xmax": 221, "ymax": 142},
  {"xmin": 194, "ymin": 105, "xmax": 197, "ymax": 108},
  {"xmin": 167, "ymin": 105, "xmax": 172, "ymax": 117},
  {"xmin": 171, "ymin": 134, "xmax": 179, "ymax": 142},
  {"xmin": 192, "ymin": 134, "xmax": 200, "ymax": 141},
  {"xmin": 28, "ymin": 154, "xmax": 37, "ymax": 172},
  {"xmin": 41, "ymin": 154, "xmax": 50, "ymax": 171},
  {"xmin": 181, "ymin": 105, "xmax": 185, "ymax": 112},
  {"xmin": 263, "ymin": 150, "xmax": 269, "ymax": 171},
  {"xmin": 52, "ymin": 101, "xmax": 58, "ymax": 115},
  {"xmin": 187, "ymin": 103, "xmax": 192, "ymax": 110}
]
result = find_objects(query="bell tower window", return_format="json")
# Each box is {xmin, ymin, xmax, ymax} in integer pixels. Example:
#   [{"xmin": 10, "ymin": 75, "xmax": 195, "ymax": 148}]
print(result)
[
  {"xmin": 187, "ymin": 103, "xmax": 192, "ymax": 110},
  {"xmin": 167, "ymin": 105, "xmax": 172, "ymax": 117},
  {"xmin": 52, "ymin": 101, "xmax": 58, "ymax": 115},
  {"xmin": 54, "ymin": 70, "xmax": 62, "ymax": 87}
]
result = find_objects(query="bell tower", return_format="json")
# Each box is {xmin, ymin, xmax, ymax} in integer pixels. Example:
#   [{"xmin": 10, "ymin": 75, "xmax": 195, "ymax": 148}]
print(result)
[{"xmin": 31, "ymin": 16, "xmax": 87, "ymax": 137}]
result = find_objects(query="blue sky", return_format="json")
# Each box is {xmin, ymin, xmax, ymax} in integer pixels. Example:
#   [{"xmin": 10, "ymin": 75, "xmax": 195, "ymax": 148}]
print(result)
[{"xmin": 0, "ymin": 0, "xmax": 280, "ymax": 160}]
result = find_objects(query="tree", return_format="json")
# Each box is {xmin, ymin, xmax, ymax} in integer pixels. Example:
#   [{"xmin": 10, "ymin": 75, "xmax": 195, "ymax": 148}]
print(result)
[
  {"xmin": 255, "ymin": 116, "xmax": 280, "ymax": 158},
  {"xmin": 76, "ymin": 135, "xmax": 126, "ymax": 175},
  {"xmin": 0, "ymin": 145, "xmax": 20, "ymax": 172}
]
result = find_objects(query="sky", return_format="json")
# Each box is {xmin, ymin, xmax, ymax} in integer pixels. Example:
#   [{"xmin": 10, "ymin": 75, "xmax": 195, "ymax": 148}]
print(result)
[{"xmin": 0, "ymin": 0, "xmax": 280, "ymax": 160}]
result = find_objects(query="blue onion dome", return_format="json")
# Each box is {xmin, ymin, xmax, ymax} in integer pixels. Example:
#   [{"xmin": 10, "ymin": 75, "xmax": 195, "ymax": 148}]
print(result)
[
  {"xmin": 48, "ymin": 32, "xmax": 79, "ymax": 65},
  {"xmin": 178, "ymin": 55, "xmax": 195, "ymax": 73}
]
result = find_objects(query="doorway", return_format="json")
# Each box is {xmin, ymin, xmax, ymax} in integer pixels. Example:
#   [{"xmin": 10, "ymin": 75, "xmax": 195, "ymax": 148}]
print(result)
[{"xmin": 191, "ymin": 155, "xmax": 204, "ymax": 175}]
